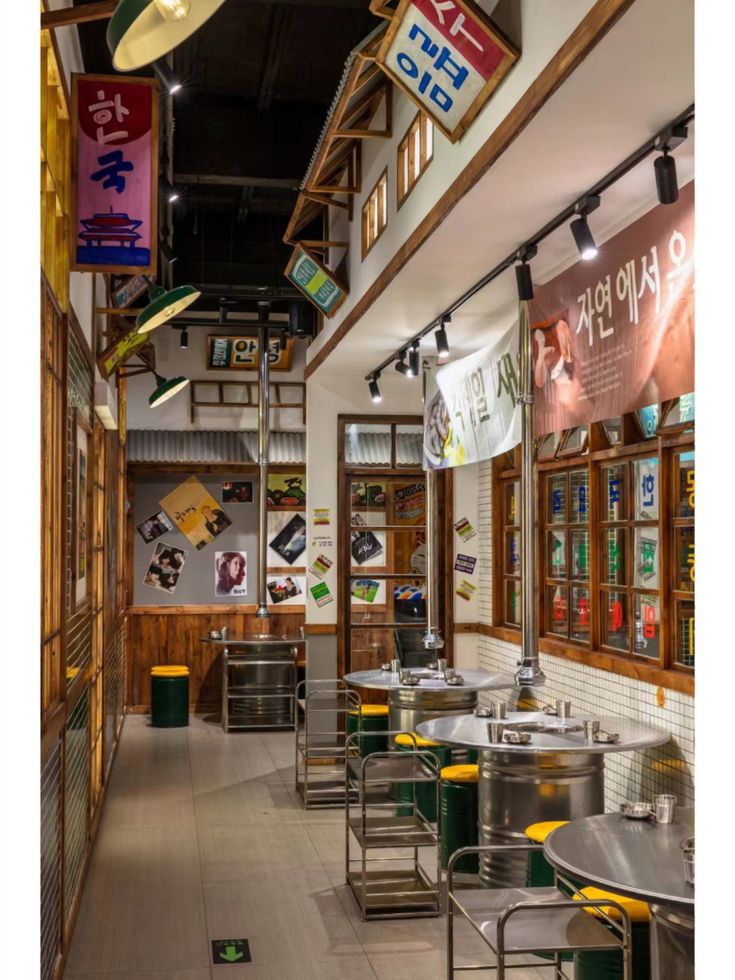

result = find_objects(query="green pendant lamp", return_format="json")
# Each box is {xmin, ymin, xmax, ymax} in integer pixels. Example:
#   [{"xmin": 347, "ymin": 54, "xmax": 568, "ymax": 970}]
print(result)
[
  {"xmin": 107, "ymin": 0, "xmax": 228, "ymax": 72},
  {"xmin": 136, "ymin": 283, "xmax": 200, "ymax": 334},
  {"xmin": 149, "ymin": 371, "xmax": 190, "ymax": 407}
]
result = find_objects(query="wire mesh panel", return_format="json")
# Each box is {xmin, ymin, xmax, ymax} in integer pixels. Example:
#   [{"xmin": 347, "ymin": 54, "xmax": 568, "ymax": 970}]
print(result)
[
  {"xmin": 41, "ymin": 740, "xmax": 62, "ymax": 980},
  {"xmin": 64, "ymin": 690, "xmax": 90, "ymax": 917},
  {"xmin": 104, "ymin": 623, "xmax": 125, "ymax": 772}
]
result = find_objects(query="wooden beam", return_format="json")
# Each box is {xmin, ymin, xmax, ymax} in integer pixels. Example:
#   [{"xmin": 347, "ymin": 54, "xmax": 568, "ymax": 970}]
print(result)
[
  {"xmin": 302, "ymin": 191, "xmax": 348, "ymax": 211},
  {"xmin": 174, "ymin": 173, "xmax": 300, "ymax": 190},
  {"xmin": 41, "ymin": 0, "xmax": 118, "ymax": 30}
]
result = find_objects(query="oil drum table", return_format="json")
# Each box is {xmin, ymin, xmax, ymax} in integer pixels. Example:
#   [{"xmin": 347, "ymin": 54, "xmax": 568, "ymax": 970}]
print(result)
[
  {"xmin": 416, "ymin": 711, "xmax": 670, "ymax": 888},
  {"xmin": 544, "ymin": 809, "xmax": 694, "ymax": 980}
]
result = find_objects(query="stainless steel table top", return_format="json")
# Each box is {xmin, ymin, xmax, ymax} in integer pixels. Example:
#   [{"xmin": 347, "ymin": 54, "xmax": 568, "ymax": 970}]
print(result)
[
  {"xmin": 416, "ymin": 711, "xmax": 670, "ymax": 754},
  {"xmin": 544, "ymin": 809, "xmax": 694, "ymax": 907},
  {"xmin": 343, "ymin": 668, "xmax": 515, "ymax": 693},
  {"xmin": 200, "ymin": 635, "xmax": 305, "ymax": 647}
]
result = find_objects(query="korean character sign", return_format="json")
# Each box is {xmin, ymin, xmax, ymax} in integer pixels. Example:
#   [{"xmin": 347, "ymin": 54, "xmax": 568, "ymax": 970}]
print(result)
[
  {"xmin": 71, "ymin": 74, "xmax": 158, "ymax": 274},
  {"xmin": 530, "ymin": 180, "xmax": 694, "ymax": 436},
  {"xmin": 376, "ymin": 0, "xmax": 518, "ymax": 142}
]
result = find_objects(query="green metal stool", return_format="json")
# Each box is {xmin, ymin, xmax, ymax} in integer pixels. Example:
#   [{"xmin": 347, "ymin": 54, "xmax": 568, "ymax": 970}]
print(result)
[
  {"xmin": 525, "ymin": 821, "xmax": 570, "ymax": 887},
  {"xmin": 440, "ymin": 764, "xmax": 479, "ymax": 874},
  {"xmin": 150, "ymin": 666, "xmax": 189, "ymax": 728},
  {"xmin": 346, "ymin": 704, "xmax": 389, "ymax": 757},
  {"xmin": 574, "ymin": 887, "xmax": 651, "ymax": 979},
  {"xmin": 395, "ymin": 733, "xmax": 451, "ymax": 822}
]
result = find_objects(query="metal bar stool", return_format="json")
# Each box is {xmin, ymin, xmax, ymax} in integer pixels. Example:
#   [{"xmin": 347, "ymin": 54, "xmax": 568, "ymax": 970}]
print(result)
[{"xmin": 447, "ymin": 842, "xmax": 633, "ymax": 980}]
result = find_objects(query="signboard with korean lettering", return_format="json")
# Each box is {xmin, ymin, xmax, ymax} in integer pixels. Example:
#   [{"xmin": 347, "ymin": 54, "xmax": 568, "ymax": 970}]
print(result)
[
  {"xmin": 424, "ymin": 323, "xmax": 521, "ymax": 469},
  {"xmin": 376, "ymin": 0, "xmax": 518, "ymax": 143},
  {"xmin": 97, "ymin": 324, "xmax": 151, "ymax": 379},
  {"xmin": 284, "ymin": 245, "xmax": 347, "ymax": 318},
  {"xmin": 531, "ymin": 181, "xmax": 694, "ymax": 436},
  {"xmin": 206, "ymin": 335, "xmax": 293, "ymax": 372},
  {"xmin": 71, "ymin": 74, "xmax": 158, "ymax": 274}
]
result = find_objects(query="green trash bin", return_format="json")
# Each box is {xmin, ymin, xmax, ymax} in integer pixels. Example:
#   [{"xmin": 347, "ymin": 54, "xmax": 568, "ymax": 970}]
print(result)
[
  {"xmin": 346, "ymin": 704, "xmax": 389, "ymax": 756},
  {"xmin": 574, "ymin": 888, "xmax": 651, "ymax": 979},
  {"xmin": 395, "ymin": 733, "xmax": 451, "ymax": 822},
  {"xmin": 151, "ymin": 666, "xmax": 189, "ymax": 728},
  {"xmin": 440, "ymin": 765, "xmax": 479, "ymax": 874}
]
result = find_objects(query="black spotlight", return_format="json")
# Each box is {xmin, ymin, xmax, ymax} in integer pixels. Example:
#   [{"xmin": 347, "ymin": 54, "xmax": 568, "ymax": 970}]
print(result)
[
  {"xmin": 179, "ymin": 327, "xmax": 188, "ymax": 349},
  {"xmin": 570, "ymin": 214, "xmax": 598, "ymax": 261},
  {"xmin": 368, "ymin": 374, "xmax": 382, "ymax": 403},
  {"xmin": 515, "ymin": 245, "xmax": 537, "ymax": 301},
  {"xmin": 395, "ymin": 350, "xmax": 411, "ymax": 376},
  {"xmin": 435, "ymin": 316, "xmax": 450, "ymax": 361},
  {"xmin": 408, "ymin": 344, "xmax": 420, "ymax": 377},
  {"xmin": 655, "ymin": 150, "xmax": 679, "ymax": 205}
]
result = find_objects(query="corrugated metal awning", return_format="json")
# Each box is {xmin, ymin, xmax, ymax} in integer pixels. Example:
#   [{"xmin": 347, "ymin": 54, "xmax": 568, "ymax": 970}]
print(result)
[
  {"xmin": 344, "ymin": 431, "xmax": 423, "ymax": 467},
  {"xmin": 127, "ymin": 430, "xmax": 305, "ymax": 465}
]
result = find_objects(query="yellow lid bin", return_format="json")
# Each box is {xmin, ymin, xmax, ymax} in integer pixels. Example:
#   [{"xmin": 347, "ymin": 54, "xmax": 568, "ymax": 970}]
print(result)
[{"xmin": 151, "ymin": 666, "xmax": 190, "ymax": 677}]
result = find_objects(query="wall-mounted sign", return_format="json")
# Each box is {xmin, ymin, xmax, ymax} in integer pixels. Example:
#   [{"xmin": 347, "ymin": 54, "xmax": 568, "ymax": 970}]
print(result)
[
  {"xmin": 531, "ymin": 181, "xmax": 694, "ymax": 436},
  {"xmin": 97, "ymin": 323, "xmax": 150, "ymax": 379},
  {"xmin": 284, "ymin": 245, "xmax": 347, "ymax": 318},
  {"xmin": 206, "ymin": 335, "xmax": 293, "ymax": 371},
  {"xmin": 112, "ymin": 273, "xmax": 151, "ymax": 309},
  {"xmin": 71, "ymin": 74, "xmax": 158, "ymax": 273},
  {"xmin": 376, "ymin": 0, "xmax": 518, "ymax": 143}
]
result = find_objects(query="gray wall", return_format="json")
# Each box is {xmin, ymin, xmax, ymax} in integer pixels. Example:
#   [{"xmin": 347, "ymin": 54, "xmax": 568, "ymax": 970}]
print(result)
[{"xmin": 133, "ymin": 473, "xmax": 259, "ymax": 605}]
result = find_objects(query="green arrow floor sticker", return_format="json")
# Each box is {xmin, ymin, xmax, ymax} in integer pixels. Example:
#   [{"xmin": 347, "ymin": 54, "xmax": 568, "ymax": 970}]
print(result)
[{"xmin": 212, "ymin": 939, "xmax": 251, "ymax": 965}]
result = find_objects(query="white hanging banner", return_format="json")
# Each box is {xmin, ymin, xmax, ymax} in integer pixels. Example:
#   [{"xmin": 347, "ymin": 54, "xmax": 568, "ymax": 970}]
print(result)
[{"xmin": 424, "ymin": 322, "xmax": 521, "ymax": 469}]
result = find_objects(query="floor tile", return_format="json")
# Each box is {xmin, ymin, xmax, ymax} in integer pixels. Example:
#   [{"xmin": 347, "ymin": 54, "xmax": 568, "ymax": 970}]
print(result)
[
  {"xmin": 198, "ymin": 823, "xmax": 324, "ymax": 881},
  {"xmin": 66, "ymin": 971, "xmax": 211, "ymax": 980}
]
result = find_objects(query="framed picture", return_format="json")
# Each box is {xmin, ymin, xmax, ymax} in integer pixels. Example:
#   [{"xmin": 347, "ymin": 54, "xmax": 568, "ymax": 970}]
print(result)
[{"xmin": 73, "ymin": 410, "xmax": 92, "ymax": 609}]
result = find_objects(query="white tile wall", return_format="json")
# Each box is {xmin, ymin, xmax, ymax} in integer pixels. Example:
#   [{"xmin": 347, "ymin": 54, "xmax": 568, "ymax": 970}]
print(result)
[{"xmin": 463, "ymin": 462, "xmax": 694, "ymax": 812}]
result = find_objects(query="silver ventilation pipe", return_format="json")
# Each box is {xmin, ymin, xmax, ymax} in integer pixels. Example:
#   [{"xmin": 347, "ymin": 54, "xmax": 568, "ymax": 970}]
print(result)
[
  {"xmin": 422, "ymin": 362, "xmax": 444, "ymax": 651},
  {"xmin": 256, "ymin": 311, "xmax": 271, "ymax": 619}
]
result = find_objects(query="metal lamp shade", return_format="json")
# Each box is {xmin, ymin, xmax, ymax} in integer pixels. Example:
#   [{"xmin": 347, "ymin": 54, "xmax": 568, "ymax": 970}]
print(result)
[
  {"xmin": 136, "ymin": 284, "xmax": 200, "ymax": 333},
  {"xmin": 149, "ymin": 373, "xmax": 190, "ymax": 407},
  {"xmin": 107, "ymin": 0, "xmax": 227, "ymax": 72}
]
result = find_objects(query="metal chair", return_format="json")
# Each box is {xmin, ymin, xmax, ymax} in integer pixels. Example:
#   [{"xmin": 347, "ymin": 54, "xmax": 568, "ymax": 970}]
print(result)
[
  {"xmin": 446, "ymin": 842, "xmax": 633, "ymax": 979},
  {"xmin": 294, "ymin": 679, "xmax": 360, "ymax": 808}
]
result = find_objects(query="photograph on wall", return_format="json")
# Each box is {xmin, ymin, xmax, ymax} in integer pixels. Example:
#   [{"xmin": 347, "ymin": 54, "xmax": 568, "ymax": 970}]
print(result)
[
  {"xmin": 136, "ymin": 509, "xmax": 175, "ymax": 543},
  {"xmin": 310, "ymin": 581, "xmax": 334, "ymax": 608},
  {"xmin": 215, "ymin": 551, "xmax": 247, "ymax": 597},
  {"xmin": 143, "ymin": 543, "xmax": 187, "ymax": 594},
  {"xmin": 351, "ymin": 481, "xmax": 386, "ymax": 509},
  {"xmin": 160, "ymin": 476, "xmax": 232, "ymax": 550},
  {"xmin": 267, "ymin": 473, "xmax": 306, "ymax": 509},
  {"xmin": 267, "ymin": 575, "xmax": 304, "ymax": 605},
  {"xmin": 395, "ymin": 482, "xmax": 426, "ymax": 522},
  {"xmin": 351, "ymin": 579, "xmax": 383, "ymax": 605},
  {"xmin": 267, "ymin": 512, "xmax": 307, "ymax": 566},
  {"xmin": 74, "ymin": 412, "xmax": 90, "ymax": 607},
  {"xmin": 221, "ymin": 480, "xmax": 254, "ymax": 504},
  {"xmin": 351, "ymin": 530, "xmax": 384, "ymax": 566}
]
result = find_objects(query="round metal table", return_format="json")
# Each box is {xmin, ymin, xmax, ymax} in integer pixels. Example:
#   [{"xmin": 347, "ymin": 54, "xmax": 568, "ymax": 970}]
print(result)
[
  {"xmin": 544, "ymin": 810, "xmax": 694, "ymax": 980},
  {"xmin": 343, "ymin": 668, "xmax": 514, "ymax": 735},
  {"xmin": 416, "ymin": 711, "xmax": 670, "ymax": 887}
]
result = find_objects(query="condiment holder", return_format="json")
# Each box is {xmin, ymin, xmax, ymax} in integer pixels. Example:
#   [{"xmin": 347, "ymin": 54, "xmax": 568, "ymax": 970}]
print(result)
[
  {"xmin": 503, "ymin": 730, "xmax": 532, "ymax": 745},
  {"xmin": 445, "ymin": 674, "xmax": 464, "ymax": 686},
  {"xmin": 380, "ymin": 663, "xmax": 392, "ymax": 671},
  {"xmin": 621, "ymin": 801, "xmax": 654, "ymax": 820},
  {"xmin": 474, "ymin": 706, "xmax": 492, "ymax": 718},
  {"xmin": 209, "ymin": 629, "xmax": 222, "ymax": 639},
  {"xmin": 400, "ymin": 671, "xmax": 420, "ymax": 686},
  {"xmin": 592, "ymin": 730, "xmax": 620, "ymax": 744}
]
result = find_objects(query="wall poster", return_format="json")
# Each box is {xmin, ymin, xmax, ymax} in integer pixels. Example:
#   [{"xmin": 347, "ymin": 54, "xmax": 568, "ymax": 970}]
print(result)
[
  {"xmin": 159, "ymin": 476, "xmax": 232, "ymax": 551},
  {"xmin": 71, "ymin": 74, "xmax": 158, "ymax": 273},
  {"xmin": 267, "ymin": 473, "xmax": 306, "ymax": 510},
  {"xmin": 144, "ymin": 543, "xmax": 187, "ymax": 594},
  {"xmin": 215, "ymin": 551, "xmax": 247, "ymax": 597},
  {"xmin": 531, "ymin": 181, "xmax": 694, "ymax": 436},
  {"xmin": 267, "ymin": 512, "xmax": 307, "ymax": 566},
  {"xmin": 267, "ymin": 576, "xmax": 305, "ymax": 605}
]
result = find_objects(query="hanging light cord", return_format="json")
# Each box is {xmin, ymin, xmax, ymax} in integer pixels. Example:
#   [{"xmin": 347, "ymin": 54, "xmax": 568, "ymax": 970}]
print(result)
[{"xmin": 364, "ymin": 103, "xmax": 694, "ymax": 382}]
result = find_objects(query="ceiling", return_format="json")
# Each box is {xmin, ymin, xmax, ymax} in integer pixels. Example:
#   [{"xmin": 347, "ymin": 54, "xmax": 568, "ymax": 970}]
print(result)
[
  {"xmin": 75, "ymin": 0, "xmax": 376, "ymax": 309},
  {"xmin": 308, "ymin": 0, "xmax": 694, "ymax": 388}
]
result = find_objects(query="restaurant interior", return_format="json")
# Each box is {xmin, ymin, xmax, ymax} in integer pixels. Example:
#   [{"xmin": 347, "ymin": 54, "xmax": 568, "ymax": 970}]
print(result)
[{"xmin": 2, "ymin": 0, "xmax": 733, "ymax": 978}]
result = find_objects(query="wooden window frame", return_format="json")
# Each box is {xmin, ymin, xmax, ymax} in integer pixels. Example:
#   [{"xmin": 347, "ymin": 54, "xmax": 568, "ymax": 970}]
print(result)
[
  {"xmin": 397, "ymin": 111, "xmax": 434, "ymax": 209},
  {"xmin": 361, "ymin": 168, "xmax": 388, "ymax": 259},
  {"xmin": 492, "ymin": 411, "xmax": 694, "ymax": 694}
]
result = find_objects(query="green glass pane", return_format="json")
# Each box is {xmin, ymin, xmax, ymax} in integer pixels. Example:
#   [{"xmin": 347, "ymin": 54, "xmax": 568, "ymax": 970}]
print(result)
[
  {"xmin": 547, "ymin": 530, "xmax": 566, "ymax": 579},
  {"xmin": 570, "ymin": 529, "xmax": 590, "ymax": 580},
  {"xmin": 601, "ymin": 528, "xmax": 627, "ymax": 586},
  {"xmin": 634, "ymin": 527, "xmax": 659, "ymax": 589},
  {"xmin": 505, "ymin": 581, "xmax": 521, "ymax": 626}
]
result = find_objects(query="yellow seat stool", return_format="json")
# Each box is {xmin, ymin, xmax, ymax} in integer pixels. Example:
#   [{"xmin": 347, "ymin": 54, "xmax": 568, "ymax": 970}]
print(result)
[{"xmin": 574, "ymin": 886, "xmax": 651, "ymax": 979}]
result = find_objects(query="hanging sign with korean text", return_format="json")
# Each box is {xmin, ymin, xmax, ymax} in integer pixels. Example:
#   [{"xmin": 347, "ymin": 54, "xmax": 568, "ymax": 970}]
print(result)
[
  {"xmin": 424, "ymin": 322, "xmax": 521, "ymax": 469},
  {"xmin": 206, "ymin": 335, "xmax": 293, "ymax": 371},
  {"xmin": 71, "ymin": 74, "xmax": 158, "ymax": 274},
  {"xmin": 531, "ymin": 181, "xmax": 694, "ymax": 437},
  {"xmin": 376, "ymin": 0, "xmax": 519, "ymax": 142},
  {"xmin": 285, "ymin": 245, "xmax": 347, "ymax": 318}
]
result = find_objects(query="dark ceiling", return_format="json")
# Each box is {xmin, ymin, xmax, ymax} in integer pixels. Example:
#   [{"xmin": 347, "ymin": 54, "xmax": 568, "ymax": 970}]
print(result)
[{"xmin": 76, "ymin": 0, "xmax": 376, "ymax": 306}]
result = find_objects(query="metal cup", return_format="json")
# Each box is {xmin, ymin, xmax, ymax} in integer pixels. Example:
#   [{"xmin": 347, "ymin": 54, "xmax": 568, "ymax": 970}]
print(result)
[
  {"xmin": 399, "ymin": 669, "xmax": 411, "ymax": 684},
  {"xmin": 437, "ymin": 658, "xmax": 448, "ymax": 672},
  {"xmin": 584, "ymin": 720, "xmax": 601, "ymax": 739},
  {"xmin": 391, "ymin": 659, "xmax": 401, "ymax": 674},
  {"xmin": 556, "ymin": 700, "xmax": 572, "ymax": 719},
  {"xmin": 221, "ymin": 626, "xmax": 229, "ymax": 641},
  {"xmin": 653, "ymin": 794, "xmax": 677, "ymax": 824},
  {"xmin": 491, "ymin": 701, "xmax": 507, "ymax": 720},
  {"xmin": 681, "ymin": 837, "xmax": 694, "ymax": 885},
  {"xmin": 488, "ymin": 722, "xmax": 505, "ymax": 743},
  {"xmin": 444, "ymin": 667, "xmax": 456, "ymax": 681}
]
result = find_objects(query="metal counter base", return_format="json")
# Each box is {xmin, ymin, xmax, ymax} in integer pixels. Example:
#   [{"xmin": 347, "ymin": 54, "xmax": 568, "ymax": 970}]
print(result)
[
  {"xmin": 387, "ymin": 687, "xmax": 480, "ymax": 736},
  {"xmin": 651, "ymin": 905, "xmax": 695, "ymax": 980}
]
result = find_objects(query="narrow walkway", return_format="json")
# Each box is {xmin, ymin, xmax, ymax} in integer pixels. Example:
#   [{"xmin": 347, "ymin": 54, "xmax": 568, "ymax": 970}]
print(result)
[{"xmin": 65, "ymin": 715, "xmax": 550, "ymax": 979}]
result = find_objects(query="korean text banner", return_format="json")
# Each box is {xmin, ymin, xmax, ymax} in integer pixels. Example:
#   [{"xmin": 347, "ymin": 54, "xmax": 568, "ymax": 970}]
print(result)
[
  {"xmin": 531, "ymin": 181, "xmax": 694, "ymax": 436},
  {"xmin": 71, "ymin": 75, "xmax": 158, "ymax": 274},
  {"xmin": 424, "ymin": 322, "xmax": 521, "ymax": 469}
]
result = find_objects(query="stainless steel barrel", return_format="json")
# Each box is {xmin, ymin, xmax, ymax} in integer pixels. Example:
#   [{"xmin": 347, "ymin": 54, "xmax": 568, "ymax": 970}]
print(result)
[
  {"xmin": 478, "ymin": 747, "xmax": 604, "ymax": 887},
  {"xmin": 651, "ymin": 906, "xmax": 695, "ymax": 980},
  {"xmin": 388, "ymin": 686, "xmax": 478, "ymax": 736}
]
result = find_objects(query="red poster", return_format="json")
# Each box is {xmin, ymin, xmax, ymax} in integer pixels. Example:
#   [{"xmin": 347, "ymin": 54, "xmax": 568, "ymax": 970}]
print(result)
[
  {"xmin": 531, "ymin": 181, "xmax": 694, "ymax": 436},
  {"xmin": 71, "ymin": 74, "xmax": 158, "ymax": 274}
]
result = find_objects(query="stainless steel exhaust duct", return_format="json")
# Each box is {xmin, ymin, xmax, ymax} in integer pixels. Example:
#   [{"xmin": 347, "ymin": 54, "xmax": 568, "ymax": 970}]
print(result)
[
  {"xmin": 422, "ymin": 362, "xmax": 444, "ymax": 651},
  {"xmin": 256, "ymin": 316, "xmax": 270, "ymax": 619}
]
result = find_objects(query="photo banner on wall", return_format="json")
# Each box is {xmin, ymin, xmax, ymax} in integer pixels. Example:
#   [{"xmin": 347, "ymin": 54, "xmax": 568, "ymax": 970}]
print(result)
[
  {"xmin": 530, "ymin": 180, "xmax": 694, "ymax": 436},
  {"xmin": 424, "ymin": 322, "xmax": 521, "ymax": 469},
  {"xmin": 71, "ymin": 74, "xmax": 158, "ymax": 274}
]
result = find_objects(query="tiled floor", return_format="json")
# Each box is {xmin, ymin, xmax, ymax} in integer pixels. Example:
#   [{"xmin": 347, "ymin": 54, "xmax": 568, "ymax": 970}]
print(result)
[{"xmin": 65, "ymin": 715, "xmax": 555, "ymax": 979}]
